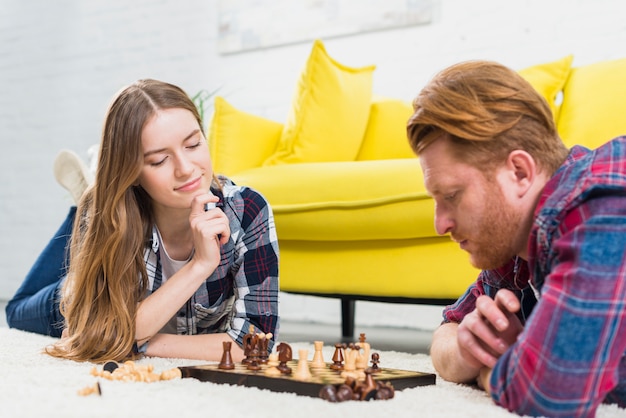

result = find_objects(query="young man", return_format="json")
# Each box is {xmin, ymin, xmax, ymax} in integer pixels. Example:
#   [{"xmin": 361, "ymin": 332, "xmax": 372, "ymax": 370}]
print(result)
[{"xmin": 407, "ymin": 60, "xmax": 626, "ymax": 417}]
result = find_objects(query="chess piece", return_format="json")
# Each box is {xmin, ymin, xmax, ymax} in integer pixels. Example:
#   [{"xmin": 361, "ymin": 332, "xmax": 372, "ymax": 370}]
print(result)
[
  {"xmin": 356, "ymin": 342, "xmax": 370, "ymax": 370},
  {"xmin": 103, "ymin": 361, "xmax": 119, "ymax": 373},
  {"xmin": 355, "ymin": 369, "xmax": 377, "ymax": 401},
  {"xmin": 276, "ymin": 342, "xmax": 293, "ymax": 375},
  {"xmin": 345, "ymin": 342, "xmax": 354, "ymax": 360},
  {"xmin": 375, "ymin": 381, "xmax": 395, "ymax": 400},
  {"xmin": 246, "ymin": 345, "xmax": 262, "ymax": 371},
  {"xmin": 264, "ymin": 352, "xmax": 281, "ymax": 376},
  {"xmin": 341, "ymin": 345, "xmax": 362, "ymax": 379},
  {"xmin": 330, "ymin": 343, "xmax": 345, "ymax": 371},
  {"xmin": 218, "ymin": 341, "xmax": 235, "ymax": 370},
  {"xmin": 242, "ymin": 324, "xmax": 257, "ymax": 365},
  {"xmin": 77, "ymin": 381, "xmax": 102, "ymax": 396},
  {"xmin": 293, "ymin": 349, "xmax": 312, "ymax": 381},
  {"xmin": 259, "ymin": 332, "xmax": 273, "ymax": 363},
  {"xmin": 319, "ymin": 385, "xmax": 338, "ymax": 402},
  {"xmin": 344, "ymin": 345, "xmax": 357, "ymax": 372},
  {"xmin": 311, "ymin": 341, "xmax": 325, "ymax": 368},
  {"xmin": 369, "ymin": 352, "xmax": 381, "ymax": 373},
  {"xmin": 336, "ymin": 384, "xmax": 354, "ymax": 402},
  {"xmin": 344, "ymin": 342, "xmax": 369, "ymax": 379}
]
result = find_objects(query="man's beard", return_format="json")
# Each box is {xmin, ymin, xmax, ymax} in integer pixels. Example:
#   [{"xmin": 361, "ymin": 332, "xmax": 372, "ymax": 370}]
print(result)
[{"xmin": 460, "ymin": 183, "xmax": 523, "ymax": 271}]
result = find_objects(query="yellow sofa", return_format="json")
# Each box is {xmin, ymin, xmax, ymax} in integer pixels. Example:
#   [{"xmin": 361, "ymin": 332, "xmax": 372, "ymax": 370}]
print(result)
[{"xmin": 209, "ymin": 40, "xmax": 626, "ymax": 337}]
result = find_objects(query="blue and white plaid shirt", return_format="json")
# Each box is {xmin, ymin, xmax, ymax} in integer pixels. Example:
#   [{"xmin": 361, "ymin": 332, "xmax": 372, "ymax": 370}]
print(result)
[{"xmin": 143, "ymin": 177, "xmax": 279, "ymax": 349}]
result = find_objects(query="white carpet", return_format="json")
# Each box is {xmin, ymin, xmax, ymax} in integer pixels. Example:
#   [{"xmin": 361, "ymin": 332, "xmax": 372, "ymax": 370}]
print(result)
[{"xmin": 1, "ymin": 327, "xmax": 624, "ymax": 418}]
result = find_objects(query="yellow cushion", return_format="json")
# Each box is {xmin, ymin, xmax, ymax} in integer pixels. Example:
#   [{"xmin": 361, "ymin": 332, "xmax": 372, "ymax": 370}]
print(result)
[
  {"xmin": 518, "ymin": 54, "xmax": 573, "ymax": 120},
  {"xmin": 263, "ymin": 40, "xmax": 376, "ymax": 166},
  {"xmin": 558, "ymin": 58, "xmax": 626, "ymax": 149},
  {"xmin": 232, "ymin": 159, "xmax": 436, "ymax": 241},
  {"xmin": 279, "ymin": 239, "xmax": 478, "ymax": 299},
  {"xmin": 209, "ymin": 97, "xmax": 283, "ymax": 176},
  {"xmin": 356, "ymin": 97, "xmax": 416, "ymax": 161}
]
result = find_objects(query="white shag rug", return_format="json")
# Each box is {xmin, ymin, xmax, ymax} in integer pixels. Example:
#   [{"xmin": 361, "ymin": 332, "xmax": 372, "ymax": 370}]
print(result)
[{"xmin": 1, "ymin": 327, "xmax": 624, "ymax": 418}]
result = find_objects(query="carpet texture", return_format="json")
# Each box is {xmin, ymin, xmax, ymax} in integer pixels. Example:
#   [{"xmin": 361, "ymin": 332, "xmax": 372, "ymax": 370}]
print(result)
[{"xmin": 1, "ymin": 327, "xmax": 623, "ymax": 418}]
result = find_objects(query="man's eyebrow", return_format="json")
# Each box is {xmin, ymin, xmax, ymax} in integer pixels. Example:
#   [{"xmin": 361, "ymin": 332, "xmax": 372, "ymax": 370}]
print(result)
[
  {"xmin": 425, "ymin": 180, "xmax": 461, "ymax": 198},
  {"xmin": 143, "ymin": 129, "xmax": 200, "ymax": 157}
]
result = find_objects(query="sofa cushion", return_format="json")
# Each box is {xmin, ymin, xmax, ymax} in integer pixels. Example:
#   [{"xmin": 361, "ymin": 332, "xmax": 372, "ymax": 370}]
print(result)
[
  {"xmin": 558, "ymin": 57, "xmax": 626, "ymax": 149},
  {"xmin": 209, "ymin": 97, "xmax": 283, "ymax": 176},
  {"xmin": 232, "ymin": 159, "xmax": 436, "ymax": 241},
  {"xmin": 356, "ymin": 96, "xmax": 416, "ymax": 161},
  {"xmin": 518, "ymin": 54, "xmax": 573, "ymax": 121},
  {"xmin": 263, "ymin": 39, "xmax": 376, "ymax": 166},
  {"xmin": 279, "ymin": 238, "xmax": 478, "ymax": 299}
]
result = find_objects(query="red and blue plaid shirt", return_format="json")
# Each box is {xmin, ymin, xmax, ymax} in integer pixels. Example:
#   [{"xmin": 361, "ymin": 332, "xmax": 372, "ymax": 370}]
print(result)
[{"xmin": 443, "ymin": 137, "xmax": 626, "ymax": 417}]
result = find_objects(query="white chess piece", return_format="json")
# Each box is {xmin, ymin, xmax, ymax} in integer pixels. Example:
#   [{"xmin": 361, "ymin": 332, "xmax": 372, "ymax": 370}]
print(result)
[
  {"xmin": 356, "ymin": 342, "xmax": 370, "ymax": 370},
  {"xmin": 311, "ymin": 341, "xmax": 325, "ymax": 368},
  {"xmin": 293, "ymin": 349, "xmax": 312, "ymax": 380},
  {"xmin": 264, "ymin": 352, "xmax": 281, "ymax": 376}
]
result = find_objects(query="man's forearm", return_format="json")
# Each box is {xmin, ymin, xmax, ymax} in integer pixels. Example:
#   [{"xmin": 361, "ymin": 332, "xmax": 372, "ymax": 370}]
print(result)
[{"xmin": 430, "ymin": 322, "xmax": 482, "ymax": 383}]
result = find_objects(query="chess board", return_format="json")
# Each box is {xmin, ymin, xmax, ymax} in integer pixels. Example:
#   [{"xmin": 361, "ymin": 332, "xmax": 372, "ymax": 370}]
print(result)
[{"xmin": 178, "ymin": 361, "xmax": 436, "ymax": 398}]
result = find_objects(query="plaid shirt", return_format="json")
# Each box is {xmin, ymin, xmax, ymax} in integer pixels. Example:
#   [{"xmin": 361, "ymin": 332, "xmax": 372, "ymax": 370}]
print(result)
[
  {"xmin": 143, "ymin": 177, "xmax": 279, "ymax": 349},
  {"xmin": 443, "ymin": 137, "xmax": 626, "ymax": 416}
]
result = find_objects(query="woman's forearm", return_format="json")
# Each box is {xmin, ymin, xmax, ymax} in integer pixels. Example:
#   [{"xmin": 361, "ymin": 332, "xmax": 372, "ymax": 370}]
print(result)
[
  {"xmin": 135, "ymin": 260, "xmax": 213, "ymax": 342},
  {"xmin": 145, "ymin": 332, "xmax": 244, "ymax": 362}
]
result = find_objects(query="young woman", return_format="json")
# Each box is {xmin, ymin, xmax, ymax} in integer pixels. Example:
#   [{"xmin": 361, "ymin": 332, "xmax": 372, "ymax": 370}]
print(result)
[{"xmin": 6, "ymin": 79, "xmax": 279, "ymax": 363}]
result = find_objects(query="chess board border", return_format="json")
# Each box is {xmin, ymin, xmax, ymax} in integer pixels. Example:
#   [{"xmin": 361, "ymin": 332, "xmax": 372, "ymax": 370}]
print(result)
[{"xmin": 178, "ymin": 361, "xmax": 436, "ymax": 398}]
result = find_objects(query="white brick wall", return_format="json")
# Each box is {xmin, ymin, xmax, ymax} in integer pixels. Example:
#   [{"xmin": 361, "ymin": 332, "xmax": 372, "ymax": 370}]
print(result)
[{"xmin": 2, "ymin": 0, "xmax": 626, "ymax": 329}]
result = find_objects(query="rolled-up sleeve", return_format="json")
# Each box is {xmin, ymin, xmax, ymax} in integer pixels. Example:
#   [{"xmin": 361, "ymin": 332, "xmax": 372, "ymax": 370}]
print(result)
[{"xmin": 227, "ymin": 188, "xmax": 280, "ymax": 350}]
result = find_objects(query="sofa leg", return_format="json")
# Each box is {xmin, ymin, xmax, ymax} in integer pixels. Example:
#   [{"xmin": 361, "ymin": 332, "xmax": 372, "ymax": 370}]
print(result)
[{"xmin": 341, "ymin": 298, "xmax": 355, "ymax": 339}]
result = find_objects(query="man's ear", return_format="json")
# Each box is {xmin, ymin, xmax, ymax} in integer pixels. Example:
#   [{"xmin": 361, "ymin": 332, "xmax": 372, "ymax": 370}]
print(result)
[{"xmin": 507, "ymin": 150, "xmax": 537, "ymax": 197}]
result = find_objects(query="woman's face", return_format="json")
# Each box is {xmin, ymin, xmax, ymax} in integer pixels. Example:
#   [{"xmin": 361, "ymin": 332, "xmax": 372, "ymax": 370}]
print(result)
[{"xmin": 137, "ymin": 107, "xmax": 213, "ymax": 211}]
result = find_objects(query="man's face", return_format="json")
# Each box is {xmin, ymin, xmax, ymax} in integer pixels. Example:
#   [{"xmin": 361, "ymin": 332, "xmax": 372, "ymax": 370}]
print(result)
[{"xmin": 420, "ymin": 137, "xmax": 523, "ymax": 270}]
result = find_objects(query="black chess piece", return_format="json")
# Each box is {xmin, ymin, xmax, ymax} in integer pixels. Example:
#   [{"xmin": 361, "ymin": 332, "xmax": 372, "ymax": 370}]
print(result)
[
  {"xmin": 218, "ymin": 341, "xmax": 235, "ymax": 370},
  {"xmin": 276, "ymin": 342, "xmax": 293, "ymax": 374},
  {"xmin": 369, "ymin": 352, "xmax": 381, "ymax": 373},
  {"xmin": 330, "ymin": 343, "xmax": 345, "ymax": 371}
]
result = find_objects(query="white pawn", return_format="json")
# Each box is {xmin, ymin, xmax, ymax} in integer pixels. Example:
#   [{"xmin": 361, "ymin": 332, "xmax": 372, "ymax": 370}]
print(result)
[
  {"xmin": 264, "ymin": 352, "xmax": 281, "ymax": 376},
  {"xmin": 311, "ymin": 341, "xmax": 325, "ymax": 368},
  {"xmin": 293, "ymin": 349, "xmax": 312, "ymax": 381}
]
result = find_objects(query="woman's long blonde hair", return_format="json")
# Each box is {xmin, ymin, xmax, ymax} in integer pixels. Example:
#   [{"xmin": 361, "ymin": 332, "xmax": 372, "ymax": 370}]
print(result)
[{"xmin": 47, "ymin": 79, "xmax": 204, "ymax": 362}]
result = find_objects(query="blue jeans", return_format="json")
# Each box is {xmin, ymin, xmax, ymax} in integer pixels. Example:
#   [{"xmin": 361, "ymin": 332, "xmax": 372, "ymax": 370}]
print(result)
[{"xmin": 5, "ymin": 207, "xmax": 76, "ymax": 337}]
